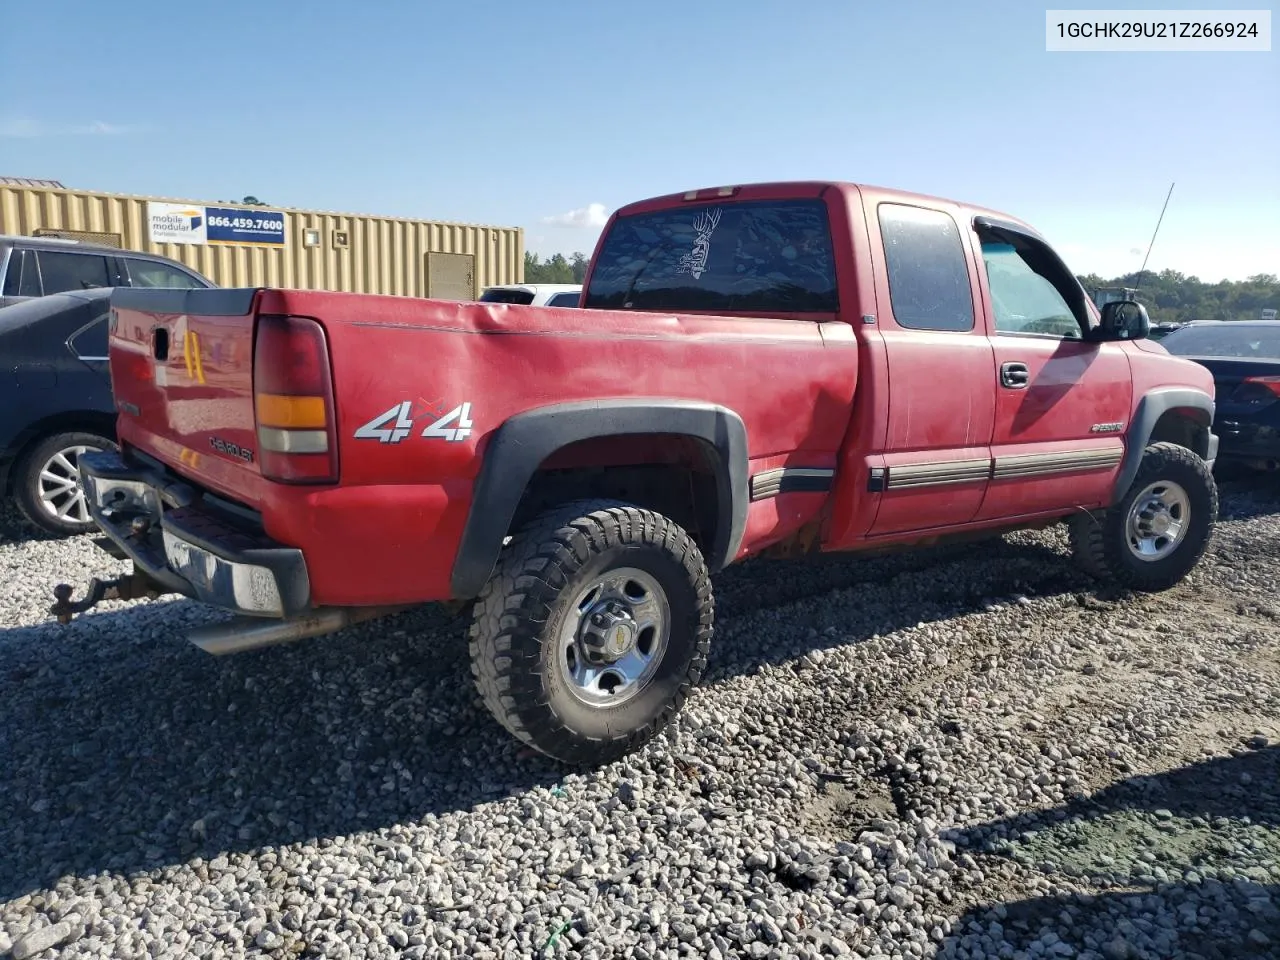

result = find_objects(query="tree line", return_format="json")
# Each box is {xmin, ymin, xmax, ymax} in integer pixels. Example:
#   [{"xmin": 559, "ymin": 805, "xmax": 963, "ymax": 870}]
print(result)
[
  {"xmin": 1077, "ymin": 270, "xmax": 1278, "ymax": 324},
  {"xmin": 524, "ymin": 251, "xmax": 591, "ymax": 284},
  {"xmin": 525, "ymin": 251, "xmax": 1278, "ymax": 324}
]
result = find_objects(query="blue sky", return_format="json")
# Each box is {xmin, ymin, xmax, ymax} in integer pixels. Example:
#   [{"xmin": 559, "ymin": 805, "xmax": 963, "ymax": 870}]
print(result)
[{"xmin": 2, "ymin": 0, "xmax": 1276, "ymax": 281}]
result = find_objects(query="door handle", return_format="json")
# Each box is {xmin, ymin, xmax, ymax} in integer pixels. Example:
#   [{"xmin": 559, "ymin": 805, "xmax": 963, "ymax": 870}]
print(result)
[{"xmin": 1001, "ymin": 361, "xmax": 1030, "ymax": 389}]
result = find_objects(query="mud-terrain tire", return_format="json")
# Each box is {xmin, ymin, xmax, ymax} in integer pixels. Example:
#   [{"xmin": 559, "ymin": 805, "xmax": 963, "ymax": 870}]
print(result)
[
  {"xmin": 13, "ymin": 431, "xmax": 115, "ymax": 537},
  {"xmin": 1068, "ymin": 442, "xmax": 1217, "ymax": 592},
  {"xmin": 468, "ymin": 499, "xmax": 713, "ymax": 765}
]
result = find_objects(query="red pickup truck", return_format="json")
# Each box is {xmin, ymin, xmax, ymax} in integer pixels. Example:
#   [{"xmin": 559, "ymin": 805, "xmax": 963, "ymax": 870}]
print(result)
[{"xmin": 57, "ymin": 181, "xmax": 1220, "ymax": 765}]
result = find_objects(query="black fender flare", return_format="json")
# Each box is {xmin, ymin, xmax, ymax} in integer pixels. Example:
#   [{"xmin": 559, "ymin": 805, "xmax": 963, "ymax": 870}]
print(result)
[
  {"xmin": 450, "ymin": 399, "xmax": 750, "ymax": 598},
  {"xmin": 1112, "ymin": 387, "xmax": 1216, "ymax": 501}
]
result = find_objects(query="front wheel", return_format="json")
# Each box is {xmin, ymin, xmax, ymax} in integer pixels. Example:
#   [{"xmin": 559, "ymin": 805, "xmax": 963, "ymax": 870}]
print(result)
[
  {"xmin": 1068, "ymin": 441, "xmax": 1217, "ymax": 592},
  {"xmin": 12, "ymin": 431, "xmax": 116, "ymax": 537},
  {"xmin": 468, "ymin": 499, "xmax": 714, "ymax": 765}
]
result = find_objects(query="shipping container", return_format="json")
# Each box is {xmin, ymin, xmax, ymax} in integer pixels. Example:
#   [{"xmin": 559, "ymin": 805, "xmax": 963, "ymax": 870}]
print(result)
[{"xmin": 0, "ymin": 183, "xmax": 524, "ymax": 299}]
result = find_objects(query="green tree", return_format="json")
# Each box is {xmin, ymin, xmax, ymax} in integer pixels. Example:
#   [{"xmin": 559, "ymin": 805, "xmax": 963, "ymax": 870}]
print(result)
[{"xmin": 524, "ymin": 250, "xmax": 592, "ymax": 284}]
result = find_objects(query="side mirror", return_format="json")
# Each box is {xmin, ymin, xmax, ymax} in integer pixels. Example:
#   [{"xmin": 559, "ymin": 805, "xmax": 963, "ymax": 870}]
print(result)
[{"xmin": 1093, "ymin": 299, "xmax": 1150, "ymax": 342}]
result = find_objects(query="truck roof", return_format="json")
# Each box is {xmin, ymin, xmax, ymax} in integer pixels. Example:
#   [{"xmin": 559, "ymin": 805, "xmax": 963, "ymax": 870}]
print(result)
[{"xmin": 614, "ymin": 180, "xmax": 1040, "ymax": 237}]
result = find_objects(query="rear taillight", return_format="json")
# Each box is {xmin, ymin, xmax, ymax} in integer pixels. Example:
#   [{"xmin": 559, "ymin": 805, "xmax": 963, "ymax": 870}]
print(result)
[
  {"xmin": 253, "ymin": 315, "xmax": 338, "ymax": 484},
  {"xmin": 1244, "ymin": 376, "xmax": 1280, "ymax": 397},
  {"xmin": 1231, "ymin": 376, "xmax": 1280, "ymax": 403}
]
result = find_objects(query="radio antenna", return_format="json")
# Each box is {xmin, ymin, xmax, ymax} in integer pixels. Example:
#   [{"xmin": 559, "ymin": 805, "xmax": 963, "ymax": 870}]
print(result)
[{"xmin": 1133, "ymin": 181, "xmax": 1174, "ymax": 298}]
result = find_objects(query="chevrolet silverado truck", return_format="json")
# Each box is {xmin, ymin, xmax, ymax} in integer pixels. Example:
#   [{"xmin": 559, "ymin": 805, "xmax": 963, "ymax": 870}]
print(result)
[{"xmin": 53, "ymin": 181, "xmax": 1220, "ymax": 765}]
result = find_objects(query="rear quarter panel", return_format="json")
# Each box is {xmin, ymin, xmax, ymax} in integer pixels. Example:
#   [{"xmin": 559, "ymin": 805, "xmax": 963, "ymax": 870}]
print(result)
[{"xmin": 256, "ymin": 289, "xmax": 861, "ymax": 604}]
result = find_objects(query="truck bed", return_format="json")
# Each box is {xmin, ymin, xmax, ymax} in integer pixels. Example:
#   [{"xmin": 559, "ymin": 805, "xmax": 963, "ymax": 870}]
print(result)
[{"xmin": 107, "ymin": 286, "xmax": 861, "ymax": 605}]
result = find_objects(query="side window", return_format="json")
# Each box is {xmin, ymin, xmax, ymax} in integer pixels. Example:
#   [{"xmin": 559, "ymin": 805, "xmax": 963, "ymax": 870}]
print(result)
[
  {"xmin": 877, "ymin": 204, "xmax": 974, "ymax": 332},
  {"xmin": 547, "ymin": 292, "xmax": 580, "ymax": 308},
  {"xmin": 125, "ymin": 258, "xmax": 205, "ymax": 289},
  {"xmin": 980, "ymin": 240, "xmax": 1083, "ymax": 339},
  {"xmin": 69, "ymin": 314, "xmax": 110, "ymax": 358},
  {"xmin": 36, "ymin": 251, "xmax": 111, "ymax": 295},
  {"xmin": 2, "ymin": 249, "xmax": 42, "ymax": 297}
]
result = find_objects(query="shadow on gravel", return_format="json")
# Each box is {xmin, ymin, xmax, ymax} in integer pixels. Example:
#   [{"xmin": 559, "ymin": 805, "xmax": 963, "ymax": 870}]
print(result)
[
  {"xmin": 702, "ymin": 529, "xmax": 1152, "ymax": 688},
  {"xmin": 0, "ymin": 599, "xmax": 573, "ymax": 903},
  {"xmin": 1214, "ymin": 472, "xmax": 1280, "ymax": 522},
  {"xmin": 0, "ymin": 529, "xmax": 1098, "ymax": 902},
  {"xmin": 0, "ymin": 503, "xmax": 54, "ymax": 547},
  {"xmin": 1, "ymin": 481, "xmax": 1266, "ymax": 903},
  {"xmin": 937, "ymin": 882, "xmax": 1280, "ymax": 960},
  {"xmin": 940, "ymin": 748, "xmax": 1280, "ymax": 958},
  {"xmin": 712, "ymin": 533, "xmax": 1092, "ymax": 628}
]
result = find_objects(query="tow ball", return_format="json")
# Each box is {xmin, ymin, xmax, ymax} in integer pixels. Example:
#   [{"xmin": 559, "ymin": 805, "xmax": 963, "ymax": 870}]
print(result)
[{"xmin": 49, "ymin": 568, "xmax": 167, "ymax": 624}]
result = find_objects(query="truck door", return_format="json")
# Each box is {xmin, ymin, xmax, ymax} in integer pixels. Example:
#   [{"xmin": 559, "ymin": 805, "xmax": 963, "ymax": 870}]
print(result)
[
  {"xmin": 969, "ymin": 220, "xmax": 1132, "ymax": 521},
  {"xmin": 864, "ymin": 199, "xmax": 997, "ymax": 536}
]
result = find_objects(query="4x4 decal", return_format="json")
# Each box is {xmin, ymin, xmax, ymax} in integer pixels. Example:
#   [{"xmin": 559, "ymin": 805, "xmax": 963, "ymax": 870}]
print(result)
[{"xmin": 354, "ymin": 400, "xmax": 474, "ymax": 444}]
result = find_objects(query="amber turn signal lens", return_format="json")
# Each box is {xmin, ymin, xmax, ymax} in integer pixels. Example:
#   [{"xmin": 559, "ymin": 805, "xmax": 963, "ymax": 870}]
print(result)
[{"xmin": 255, "ymin": 393, "xmax": 328, "ymax": 429}]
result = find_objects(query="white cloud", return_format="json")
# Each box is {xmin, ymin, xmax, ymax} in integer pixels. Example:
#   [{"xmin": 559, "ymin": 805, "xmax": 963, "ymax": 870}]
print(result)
[
  {"xmin": 82, "ymin": 120, "xmax": 126, "ymax": 135},
  {"xmin": 0, "ymin": 117, "xmax": 130, "ymax": 138},
  {"xmin": 542, "ymin": 203, "xmax": 609, "ymax": 229}
]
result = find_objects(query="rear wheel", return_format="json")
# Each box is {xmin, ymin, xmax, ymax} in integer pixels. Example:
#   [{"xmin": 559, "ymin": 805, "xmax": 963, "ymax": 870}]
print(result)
[
  {"xmin": 1068, "ymin": 442, "xmax": 1217, "ymax": 591},
  {"xmin": 468, "ymin": 499, "xmax": 713, "ymax": 765},
  {"xmin": 13, "ymin": 431, "xmax": 115, "ymax": 537}
]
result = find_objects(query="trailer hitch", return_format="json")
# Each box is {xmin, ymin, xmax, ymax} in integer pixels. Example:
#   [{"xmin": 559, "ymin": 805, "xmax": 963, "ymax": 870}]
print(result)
[{"xmin": 50, "ymin": 567, "xmax": 167, "ymax": 624}]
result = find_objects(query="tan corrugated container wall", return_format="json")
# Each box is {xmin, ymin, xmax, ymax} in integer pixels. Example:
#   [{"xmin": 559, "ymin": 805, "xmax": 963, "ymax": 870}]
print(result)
[{"xmin": 0, "ymin": 185, "xmax": 525, "ymax": 296}]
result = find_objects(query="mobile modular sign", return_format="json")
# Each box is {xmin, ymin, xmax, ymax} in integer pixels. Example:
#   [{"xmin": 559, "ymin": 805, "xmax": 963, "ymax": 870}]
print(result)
[{"xmin": 147, "ymin": 201, "xmax": 286, "ymax": 246}]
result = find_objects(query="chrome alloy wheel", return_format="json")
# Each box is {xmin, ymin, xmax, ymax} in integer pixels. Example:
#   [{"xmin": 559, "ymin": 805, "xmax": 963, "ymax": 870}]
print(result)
[
  {"xmin": 559, "ymin": 568, "xmax": 670, "ymax": 706},
  {"xmin": 1125, "ymin": 480, "xmax": 1191, "ymax": 561}
]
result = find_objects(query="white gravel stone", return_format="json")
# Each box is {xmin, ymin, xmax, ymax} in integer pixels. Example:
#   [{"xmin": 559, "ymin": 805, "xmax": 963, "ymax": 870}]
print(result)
[
  {"xmin": 11, "ymin": 920, "xmax": 81, "ymax": 959},
  {"xmin": 2, "ymin": 485, "xmax": 1279, "ymax": 958}
]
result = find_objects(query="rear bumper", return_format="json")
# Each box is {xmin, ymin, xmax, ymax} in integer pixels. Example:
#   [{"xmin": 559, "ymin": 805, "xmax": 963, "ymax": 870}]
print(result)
[
  {"xmin": 1214, "ymin": 418, "xmax": 1280, "ymax": 463},
  {"xmin": 79, "ymin": 449, "xmax": 311, "ymax": 617}
]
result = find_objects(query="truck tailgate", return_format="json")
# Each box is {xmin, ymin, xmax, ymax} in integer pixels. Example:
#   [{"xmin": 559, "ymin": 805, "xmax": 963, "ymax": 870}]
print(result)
[{"xmin": 109, "ymin": 288, "xmax": 267, "ymax": 507}]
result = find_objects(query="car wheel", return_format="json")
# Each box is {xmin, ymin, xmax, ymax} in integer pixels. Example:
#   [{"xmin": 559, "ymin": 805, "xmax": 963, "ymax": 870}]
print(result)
[
  {"xmin": 469, "ymin": 498, "xmax": 714, "ymax": 765},
  {"xmin": 1068, "ymin": 442, "xmax": 1217, "ymax": 592},
  {"xmin": 13, "ymin": 431, "xmax": 115, "ymax": 537}
]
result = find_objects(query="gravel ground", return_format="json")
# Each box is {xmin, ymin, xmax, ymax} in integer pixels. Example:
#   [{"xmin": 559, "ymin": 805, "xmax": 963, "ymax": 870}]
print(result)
[{"xmin": 1, "ymin": 476, "xmax": 1278, "ymax": 960}]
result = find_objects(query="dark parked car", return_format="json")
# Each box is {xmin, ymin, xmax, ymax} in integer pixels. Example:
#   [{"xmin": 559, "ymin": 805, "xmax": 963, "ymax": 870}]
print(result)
[
  {"xmin": 0, "ymin": 234, "xmax": 213, "ymax": 309},
  {"xmin": 0, "ymin": 289, "xmax": 118, "ymax": 535},
  {"xmin": 1160, "ymin": 320, "xmax": 1280, "ymax": 472},
  {"xmin": 1147, "ymin": 321, "xmax": 1185, "ymax": 341}
]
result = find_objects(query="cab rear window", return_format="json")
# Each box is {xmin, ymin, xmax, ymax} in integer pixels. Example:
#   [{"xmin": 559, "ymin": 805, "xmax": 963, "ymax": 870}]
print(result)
[
  {"xmin": 480, "ymin": 288, "xmax": 536, "ymax": 305},
  {"xmin": 584, "ymin": 199, "xmax": 838, "ymax": 313}
]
